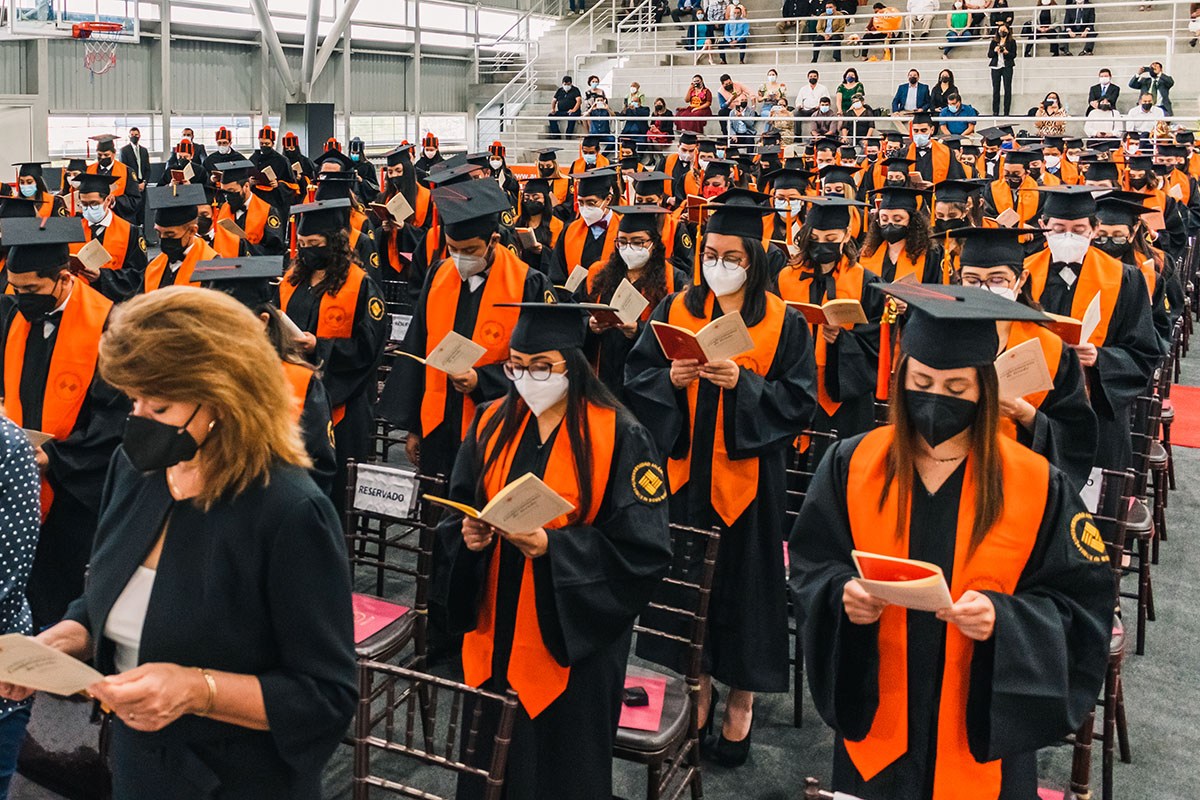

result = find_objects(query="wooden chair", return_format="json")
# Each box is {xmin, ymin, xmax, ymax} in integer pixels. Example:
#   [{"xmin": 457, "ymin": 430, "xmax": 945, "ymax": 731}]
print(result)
[
  {"xmin": 1161, "ymin": 321, "xmax": 1182, "ymax": 492},
  {"xmin": 1122, "ymin": 396, "xmax": 1159, "ymax": 655},
  {"xmin": 372, "ymin": 279, "xmax": 414, "ymax": 462},
  {"xmin": 783, "ymin": 429, "xmax": 840, "ymax": 728},
  {"xmin": 350, "ymin": 662, "xmax": 520, "ymax": 800},
  {"xmin": 614, "ymin": 523, "xmax": 721, "ymax": 800},
  {"xmin": 1147, "ymin": 366, "xmax": 1172, "ymax": 564},
  {"xmin": 801, "ymin": 777, "xmax": 838, "ymax": 798},
  {"xmin": 1069, "ymin": 468, "xmax": 1135, "ymax": 800}
]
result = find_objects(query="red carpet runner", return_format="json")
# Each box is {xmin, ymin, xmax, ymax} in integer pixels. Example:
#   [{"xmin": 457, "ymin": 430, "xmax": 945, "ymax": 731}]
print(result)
[{"xmin": 1167, "ymin": 385, "xmax": 1200, "ymax": 448}]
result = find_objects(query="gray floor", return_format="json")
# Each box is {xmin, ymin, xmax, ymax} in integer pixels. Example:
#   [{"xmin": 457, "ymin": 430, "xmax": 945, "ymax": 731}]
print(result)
[{"xmin": 12, "ymin": 362, "xmax": 1200, "ymax": 800}]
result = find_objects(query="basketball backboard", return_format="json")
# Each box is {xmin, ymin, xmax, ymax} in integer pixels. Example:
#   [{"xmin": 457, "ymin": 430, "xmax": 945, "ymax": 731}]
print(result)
[{"xmin": 0, "ymin": 0, "xmax": 138, "ymax": 42}]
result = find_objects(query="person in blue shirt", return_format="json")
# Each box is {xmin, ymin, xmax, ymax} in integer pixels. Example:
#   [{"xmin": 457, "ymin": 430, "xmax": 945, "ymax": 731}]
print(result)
[
  {"xmin": 721, "ymin": 3, "xmax": 750, "ymax": 64},
  {"xmin": 938, "ymin": 92, "xmax": 978, "ymax": 136},
  {"xmin": 890, "ymin": 69, "xmax": 931, "ymax": 115},
  {"xmin": 588, "ymin": 95, "xmax": 616, "ymax": 154}
]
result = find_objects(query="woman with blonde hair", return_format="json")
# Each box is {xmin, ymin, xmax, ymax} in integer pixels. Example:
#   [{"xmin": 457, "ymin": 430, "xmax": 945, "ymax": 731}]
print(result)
[{"xmin": 0, "ymin": 286, "xmax": 357, "ymax": 800}]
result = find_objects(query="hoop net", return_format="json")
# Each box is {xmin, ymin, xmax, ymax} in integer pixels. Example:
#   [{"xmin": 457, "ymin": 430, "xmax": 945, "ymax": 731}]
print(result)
[{"xmin": 73, "ymin": 22, "xmax": 124, "ymax": 76}]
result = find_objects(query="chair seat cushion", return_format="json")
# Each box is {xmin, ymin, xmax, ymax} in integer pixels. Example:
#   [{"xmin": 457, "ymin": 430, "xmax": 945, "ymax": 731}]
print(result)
[
  {"xmin": 615, "ymin": 666, "xmax": 690, "ymax": 753},
  {"xmin": 353, "ymin": 593, "xmax": 414, "ymax": 659},
  {"xmin": 1111, "ymin": 616, "xmax": 1126, "ymax": 656},
  {"xmin": 1149, "ymin": 440, "xmax": 1168, "ymax": 465},
  {"xmin": 1126, "ymin": 498, "xmax": 1153, "ymax": 534}
]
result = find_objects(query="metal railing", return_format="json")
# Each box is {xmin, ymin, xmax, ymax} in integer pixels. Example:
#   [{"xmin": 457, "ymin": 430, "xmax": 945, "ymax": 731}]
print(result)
[
  {"xmin": 474, "ymin": 0, "xmax": 560, "ymax": 84},
  {"xmin": 562, "ymin": 0, "xmax": 626, "ymax": 73},
  {"xmin": 476, "ymin": 55, "xmax": 543, "ymax": 150}
]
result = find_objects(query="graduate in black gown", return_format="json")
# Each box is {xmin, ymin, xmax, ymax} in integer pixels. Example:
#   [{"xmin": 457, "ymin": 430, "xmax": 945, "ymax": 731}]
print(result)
[
  {"xmin": 436, "ymin": 303, "xmax": 671, "ymax": 800},
  {"xmin": 790, "ymin": 284, "xmax": 1112, "ymax": 800},
  {"xmin": 1022, "ymin": 186, "xmax": 1160, "ymax": 471},
  {"xmin": 952, "ymin": 227, "xmax": 1098, "ymax": 491},
  {"xmin": 0, "ymin": 218, "xmax": 128, "ymax": 628},
  {"xmin": 624, "ymin": 190, "xmax": 817, "ymax": 766},
  {"xmin": 577, "ymin": 205, "xmax": 689, "ymax": 403},
  {"xmin": 414, "ymin": 132, "xmax": 445, "ymax": 177}
]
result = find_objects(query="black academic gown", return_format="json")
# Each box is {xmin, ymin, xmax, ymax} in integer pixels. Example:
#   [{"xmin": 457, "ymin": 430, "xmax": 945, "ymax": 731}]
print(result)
[
  {"xmin": 87, "ymin": 219, "xmax": 148, "ymax": 302},
  {"xmin": 624, "ymin": 295, "xmax": 818, "ymax": 691},
  {"xmin": 202, "ymin": 147, "xmax": 246, "ymax": 176},
  {"xmin": 414, "ymin": 152, "xmax": 444, "ymax": 176},
  {"xmin": 437, "ymin": 403, "xmax": 672, "ymax": 800},
  {"xmin": 251, "ymin": 148, "xmax": 302, "ymax": 209},
  {"xmin": 548, "ymin": 216, "xmax": 616, "ymax": 288},
  {"xmin": 377, "ymin": 223, "xmax": 430, "ymax": 305},
  {"xmin": 788, "ymin": 435, "xmax": 1112, "ymax": 800},
  {"xmin": 275, "ymin": 274, "xmax": 387, "ymax": 504},
  {"xmin": 868, "ymin": 242, "xmax": 945, "ymax": 284},
  {"xmin": 64, "ymin": 452, "xmax": 356, "ymax": 800},
  {"xmin": 297, "ymin": 368, "xmax": 338, "ymax": 498},
  {"xmin": 155, "ymin": 156, "xmax": 208, "ymax": 188},
  {"xmin": 377, "ymin": 262, "xmax": 554, "ymax": 483},
  {"xmin": 1032, "ymin": 252, "xmax": 1159, "ymax": 471},
  {"xmin": 0, "ymin": 302, "xmax": 129, "ymax": 628}
]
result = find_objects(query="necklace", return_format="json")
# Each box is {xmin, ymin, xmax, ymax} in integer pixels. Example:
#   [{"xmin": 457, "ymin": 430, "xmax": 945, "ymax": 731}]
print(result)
[{"xmin": 929, "ymin": 452, "xmax": 967, "ymax": 463}]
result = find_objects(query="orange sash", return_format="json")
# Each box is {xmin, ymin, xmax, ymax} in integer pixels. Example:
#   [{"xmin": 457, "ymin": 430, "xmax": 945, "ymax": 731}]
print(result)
[
  {"xmin": 143, "ymin": 239, "xmax": 217, "ymax": 291},
  {"xmin": 906, "ymin": 141, "xmax": 952, "ymax": 184},
  {"xmin": 35, "ymin": 195, "xmax": 55, "ymax": 218},
  {"xmin": 859, "ymin": 243, "xmax": 926, "ymax": 283},
  {"xmin": 211, "ymin": 223, "xmax": 241, "ymax": 257},
  {"xmin": 69, "ymin": 214, "xmax": 132, "ymax": 271},
  {"xmin": 997, "ymin": 321, "xmax": 1063, "ymax": 441},
  {"xmin": 86, "ymin": 160, "xmax": 128, "ymax": 196},
  {"xmin": 3, "ymin": 281, "xmax": 111, "ymax": 515},
  {"xmin": 419, "ymin": 247, "xmax": 528, "ymax": 439},
  {"xmin": 843, "ymin": 426, "xmax": 1048, "ymax": 800},
  {"xmin": 282, "ymin": 360, "xmax": 314, "ymax": 424},
  {"xmin": 988, "ymin": 176, "xmax": 1040, "ymax": 226},
  {"xmin": 217, "ymin": 194, "xmax": 272, "ymax": 245},
  {"xmin": 461, "ymin": 400, "xmax": 616, "ymax": 718},
  {"xmin": 665, "ymin": 292, "xmax": 785, "ymax": 526},
  {"xmin": 1026, "ymin": 248, "xmax": 1121, "ymax": 346},
  {"xmin": 563, "ymin": 215, "xmax": 619, "ymax": 274},
  {"xmin": 413, "ymin": 184, "xmax": 433, "ymax": 228}
]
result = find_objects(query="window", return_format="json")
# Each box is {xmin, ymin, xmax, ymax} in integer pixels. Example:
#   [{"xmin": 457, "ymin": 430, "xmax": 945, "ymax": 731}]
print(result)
[{"xmin": 48, "ymin": 114, "xmax": 159, "ymax": 159}]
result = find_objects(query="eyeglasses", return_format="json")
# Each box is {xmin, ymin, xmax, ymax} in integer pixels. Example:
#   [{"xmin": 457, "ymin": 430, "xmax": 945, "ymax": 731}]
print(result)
[
  {"xmin": 702, "ymin": 252, "xmax": 748, "ymax": 269},
  {"xmin": 961, "ymin": 275, "xmax": 1016, "ymax": 288},
  {"xmin": 503, "ymin": 360, "xmax": 566, "ymax": 381},
  {"xmin": 617, "ymin": 238, "xmax": 653, "ymax": 248}
]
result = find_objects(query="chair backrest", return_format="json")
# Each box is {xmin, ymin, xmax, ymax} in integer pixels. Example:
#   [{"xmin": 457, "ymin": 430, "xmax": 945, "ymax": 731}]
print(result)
[
  {"xmin": 1091, "ymin": 468, "xmax": 1135, "ymax": 596},
  {"xmin": 785, "ymin": 429, "xmax": 840, "ymax": 522},
  {"xmin": 1128, "ymin": 395, "xmax": 1161, "ymax": 497},
  {"xmin": 343, "ymin": 460, "xmax": 446, "ymax": 605},
  {"xmin": 632, "ymin": 523, "xmax": 721, "ymax": 685},
  {"xmin": 353, "ymin": 661, "xmax": 519, "ymax": 800}
]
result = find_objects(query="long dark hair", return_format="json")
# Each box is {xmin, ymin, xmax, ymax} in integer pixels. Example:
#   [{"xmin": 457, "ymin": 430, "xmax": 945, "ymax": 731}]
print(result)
[
  {"xmin": 473, "ymin": 348, "xmax": 620, "ymax": 522},
  {"xmin": 885, "ymin": 354, "xmax": 1003, "ymax": 556},
  {"xmin": 590, "ymin": 236, "xmax": 670, "ymax": 311},
  {"xmin": 684, "ymin": 234, "xmax": 769, "ymax": 325},
  {"xmin": 256, "ymin": 303, "xmax": 323, "ymax": 375},
  {"xmin": 794, "ymin": 220, "xmax": 861, "ymax": 270},
  {"xmin": 286, "ymin": 228, "xmax": 358, "ymax": 298},
  {"xmin": 516, "ymin": 190, "xmax": 555, "ymax": 243},
  {"xmin": 862, "ymin": 208, "xmax": 931, "ymax": 260}
]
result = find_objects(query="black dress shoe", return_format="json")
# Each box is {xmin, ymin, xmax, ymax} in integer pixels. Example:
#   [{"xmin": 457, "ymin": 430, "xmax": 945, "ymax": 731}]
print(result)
[
  {"xmin": 700, "ymin": 686, "xmax": 719, "ymax": 738},
  {"xmin": 706, "ymin": 713, "xmax": 753, "ymax": 767}
]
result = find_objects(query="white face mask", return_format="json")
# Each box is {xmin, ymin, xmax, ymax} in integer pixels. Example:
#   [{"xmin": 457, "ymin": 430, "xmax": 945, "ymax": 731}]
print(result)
[
  {"xmin": 512, "ymin": 371, "xmax": 569, "ymax": 416},
  {"xmin": 1100, "ymin": 77, "xmax": 1110, "ymax": 86},
  {"xmin": 451, "ymin": 250, "xmax": 488, "ymax": 280},
  {"xmin": 618, "ymin": 243, "xmax": 651, "ymax": 269},
  {"xmin": 697, "ymin": 158, "xmax": 710, "ymax": 173},
  {"xmin": 679, "ymin": 149, "xmax": 693, "ymax": 162},
  {"xmin": 852, "ymin": 100, "xmax": 863, "ymax": 110},
  {"xmin": 68, "ymin": 178, "xmax": 81, "ymax": 189},
  {"xmin": 1045, "ymin": 154, "xmax": 1061, "ymax": 170},
  {"xmin": 218, "ymin": 144, "xmax": 231, "ymax": 155},
  {"xmin": 579, "ymin": 204, "xmax": 606, "ymax": 226},
  {"xmin": 768, "ymin": 75, "xmax": 778, "ymax": 84},
  {"xmin": 18, "ymin": 183, "xmax": 37, "ymax": 198},
  {"xmin": 424, "ymin": 148, "xmax": 437, "ymax": 158},
  {"xmin": 987, "ymin": 285, "xmax": 1018, "ymax": 303},
  {"xmin": 630, "ymin": 86, "xmax": 638, "ymax": 94},
  {"xmin": 583, "ymin": 152, "xmax": 597, "ymax": 166},
  {"xmin": 703, "ymin": 258, "xmax": 748, "ymax": 296},
  {"xmin": 81, "ymin": 204, "xmax": 107, "ymax": 225},
  {"xmin": 1045, "ymin": 231, "xmax": 1091, "ymax": 265},
  {"xmin": 775, "ymin": 198, "xmax": 804, "ymax": 215},
  {"xmin": 489, "ymin": 158, "xmax": 503, "ymax": 170}
]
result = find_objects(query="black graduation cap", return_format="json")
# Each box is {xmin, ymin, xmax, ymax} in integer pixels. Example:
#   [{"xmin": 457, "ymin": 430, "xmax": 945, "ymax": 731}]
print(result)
[
  {"xmin": 629, "ymin": 170, "xmax": 672, "ymax": 197},
  {"xmin": 580, "ymin": 135, "xmax": 602, "ymax": 150},
  {"xmin": 1088, "ymin": 138, "xmax": 1121, "ymax": 153},
  {"xmin": 1001, "ymin": 149, "xmax": 1038, "ymax": 167},
  {"xmin": 705, "ymin": 188, "xmax": 772, "ymax": 239},
  {"xmin": 1176, "ymin": 131, "xmax": 1195, "ymax": 144},
  {"xmin": 427, "ymin": 163, "xmax": 478, "ymax": 187},
  {"xmin": 948, "ymin": 226, "xmax": 1044, "ymax": 270},
  {"xmin": 870, "ymin": 186, "xmax": 928, "ymax": 212},
  {"xmin": 384, "ymin": 144, "xmax": 415, "ymax": 166},
  {"xmin": 348, "ymin": 138, "xmax": 366, "ymax": 155},
  {"xmin": 76, "ymin": 173, "xmax": 119, "ymax": 196},
  {"xmin": 804, "ymin": 196, "xmax": 866, "ymax": 230},
  {"xmin": 879, "ymin": 283, "xmax": 1050, "ymax": 369},
  {"xmin": 193, "ymin": 256, "xmax": 284, "ymax": 308},
  {"xmin": 938, "ymin": 135, "xmax": 966, "ymax": 151},
  {"xmin": 959, "ymin": 143, "xmax": 982, "ymax": 156},
  {"xmin": 432, "ymin": 180, "xmax": 512, "ymax": 241},
  {"xmin": 1042, "ymin": 135, "xmax": 1065, "ymax": 150},
  {"xmin": 1038, "ymin": 185, "xmax": 1097, "ymax": 220},
  {"xmin": 13, "ymin": 162, "xmax": 48, "ymax": 179},
  {"xmin": 697, "ymin": 140, "xmax": 718, "ymax": 155},
  {"xmin": 1064, "ymin": 137, "xmax": 1084, "ymax": 150},
  {"xmin": 1095, "ymin": 195, "xmax": 1154, "ymax": 227},
  {"xmin": 934, "ymin": 178, "xmax": 985, "ymax": 205},
  {"xmin": 213, "ymin": 159, "xmax": 256, "ymax": 183},
  {"xmin": 1, "ymin": 216, "xmax": 86, "ymax": 273},
  {"xmin": 882, "ymin": 156, "xmax": 916, "ymax": 171},
  {"xmin": 1125, "ymin": 154, "xmax": 1155, "ymax": 172},
  {"xmin": 65, "ymin": 158, "xmax": 87, "ymax": 173},
  {"xmin": 520, "ymin": 177, "xmax": 553, "ymax": 197},
  {"xmin": 574, "ymin": 167, "xmax": 617, "ymax": 199},
  {"xmin": 758, "ymin": 145, "xmax": 783, "ymax": 158},
  {"xmin": 90, "ymin": 134, "xmax": 119, "ymax": 152},
  {"xmin": 0, "ymin": 195, "xmax": 37, "ymax": 219},
  {"xmin": 760, "ymin": 167, "xmax": 812, "ymax": 191},
  {"xmin": 611, "ymin": 204, "xmax": 668, "ymax": 234},
  {"xmin": 314, "ymin": 173, "xmax": 357, "ymax": 202},
  {"xmin": 812, "ymin": 137, "xmax": 841, "ymax": 154},
  {"xmin": 496, "ymin": 302, "xmax": 588, "ymax": 352},
  {"xmin": 1083, "ymin": 160, "xmax": 1120, "ymax": 183},
  {"xmin": 294, "ymin": 198, "xmax": 352, "ymax": 236},
  {"xmin": 883, "ymin": 131, "xmax": 906, "ymax": 144},
  {"xmin": 314, "ymin": 149, "xmax": 355, "ymax": 171},
  {"xmin": 817, "ymin": 164, "xmax": 859, "ymax": 188},
  {"xmin": 1158, "ymin": 144, "xmax": 1187, "ymax": 159},
  {"xmin": 536, "ymin": 147, "xmax": 561, "ymax": 162},
  {"xmin": 148, "ymin": 183, "xmax": 206, "ymax": 227},
  {"xmin": 977, "ymin": 126, "xmax": 1013, "ymax": 144},
  {"xmin": 678, "ymin": 132, "xmax": 698, "ymax": 146}
]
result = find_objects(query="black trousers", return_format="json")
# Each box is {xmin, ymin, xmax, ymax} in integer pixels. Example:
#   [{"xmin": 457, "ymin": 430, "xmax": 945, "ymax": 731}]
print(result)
[{"xmin": 991, "ymin": 65, "xmax": 1013, "ymax": 114}]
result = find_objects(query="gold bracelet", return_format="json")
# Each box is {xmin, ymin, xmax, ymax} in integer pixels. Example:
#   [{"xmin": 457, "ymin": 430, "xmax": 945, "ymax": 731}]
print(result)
[{"xmin": 196, "ymin": 668, "xmax": 217, "ymax": 716}]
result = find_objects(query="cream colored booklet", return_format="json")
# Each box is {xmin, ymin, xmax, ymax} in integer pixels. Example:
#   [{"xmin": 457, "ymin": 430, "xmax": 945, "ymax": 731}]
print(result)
[
  {"xmin": 400, "ymin": 330, "xmax": 486, "ymax": 375},
  {"xmin": 75, "ymin": 239, "xmax": 112, "ymax": 272},
  {"xmin": 562, "ymin": 265, "xmax": 589, "ymax": 294},
  {"xmin": 650, "ymin": 310, "xmax": 754, "ymax": 364},
  {"xmin": 995, "ymin": 337, "xmax": 1054, "ymax": 400},
  {"xmin": 851, "ymin": 550, "xmax": 954, "ymax": 612},
  {"xmin": 22, "ymin": 430, "xmax": 54, "ymax": 448},
  {"xmin": 424, "ymin": 473, "xmax": 575, "ymax": 534},
  {"xmin": 0, "ymin": 634, "xmax": 102, "ymax": 696}
]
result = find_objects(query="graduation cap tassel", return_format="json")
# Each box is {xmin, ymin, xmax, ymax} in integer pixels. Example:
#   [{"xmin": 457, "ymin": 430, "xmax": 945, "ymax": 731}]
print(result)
[
  {"xmin": 876, "ymin": 297, "xmax": 900, "ymax": 402},
  {"xmin": 786, "ymin": 210, "xmax": 793, "ymax": 247},
  {"xmin": 693, "ymin": 217, "xmax": 703, "ymax": 286},
  {"xmin": 942, "ymin": 246, "xmax": 951, "ymax": 285},
  {"xmin": 289, "ymin": 215, "xmax": 297, "ymax": 261}
]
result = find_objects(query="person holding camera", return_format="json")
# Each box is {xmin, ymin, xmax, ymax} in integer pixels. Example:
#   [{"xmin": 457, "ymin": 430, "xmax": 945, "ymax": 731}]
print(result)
[{"xmin": 1128, "ymin": 62, "xmax": 1173, "ymax": 114}]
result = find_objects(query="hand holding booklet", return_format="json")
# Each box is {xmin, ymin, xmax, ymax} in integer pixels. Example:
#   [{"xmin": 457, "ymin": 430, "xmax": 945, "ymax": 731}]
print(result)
[
  {"xmin": 400, "ymin": 330, "xmax": 486, "ymax": 375},
  {"xmin": 851, "ymin": 550, "xmax": 954, "ymax": 612},
  {"xmin": 650, "ymin": 311, "xmax": 754, "ymax": 364},
  {"xmin": 995, "ymin": 337, "xmax": 1054, "ymax": 400},
  {"xmin": 424, "ymin": 473, "xmax": 575, "ymax": 534},
  {"xmin": 0, "ymin": 634, "xmax": 102, "ymax": 696},
  {"xmin": 587, "ymin": 279, "xmax": 649, "ymax": 326}
]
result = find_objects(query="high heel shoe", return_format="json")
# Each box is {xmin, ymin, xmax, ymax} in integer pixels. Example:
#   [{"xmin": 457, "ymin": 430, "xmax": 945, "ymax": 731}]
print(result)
[
  {"xmin": 707, "ymin": 711, "xmax": 753, "ymax": 768},
  {"xmin": 700, "ymin": 686, "xmax": 719, "ymax": 738}
]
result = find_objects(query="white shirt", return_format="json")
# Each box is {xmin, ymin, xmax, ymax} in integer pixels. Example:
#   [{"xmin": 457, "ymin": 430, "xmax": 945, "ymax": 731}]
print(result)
[
  {"xmin": 1124, "ymin": 104, "xmax": 1165, "ymax": 133},
  {"xmin": 1083, "ymin": 109, "xmax": 1124, "ymax": 138},
  {"xmin": 105, "ymin": 565, "xmax": 157, "ymax": 674},
  {"xmin": 41, "ymin": 288, "xmax": 71, "ymax": 339},
  {"xmin": 796, "ymin": 82, "xmax": 830, "ymax": 111},
  {"xmin": 908, "ymin": 0, "xmax": 938, "ymax": 14},
  {"xmin": 904, "ymin": 85, "xmax": 920, "ymax": 111}
]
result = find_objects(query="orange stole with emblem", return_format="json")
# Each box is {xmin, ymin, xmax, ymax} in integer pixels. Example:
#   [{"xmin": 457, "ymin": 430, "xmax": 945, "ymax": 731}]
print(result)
[
  {"xmin": 69, "ymin": 215, "xmax": 132, "ymax": 271},
  {"xmin": 143, "ymin": 239, "xmax": 218, "ymax": 291},
  {"xmin": 1025, "ymin": 248, "xmax": 1122, "ymax": 347},
  {"xmin": 217, "ymin": 194, "xmax": 272, "ymax": 245}
]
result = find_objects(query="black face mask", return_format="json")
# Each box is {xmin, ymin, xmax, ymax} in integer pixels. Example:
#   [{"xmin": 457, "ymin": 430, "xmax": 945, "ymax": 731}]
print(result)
[
  {"xmin": 1005, "ymin": 175, "xmax": 1024, "ymax": 188},
  {"xmin": 1141, "ymin": 103, "xmax": 1154, "ymax": 111},
  {"xmin": 222, "ymin": 191, "xmax": 245, "ymax": 213},
  {"xmin": 160, "ymin": 235, "xmax": 187, "ymax": 262},
  {"xmin": 523, "ymin": 199, "xmax": 545, "ymax": 215},
  {"xmin": 880, "ymin": 223, "xmax": 907, "ymax": 243},
  {"xmin": 389, "ymin": 176, "xmax": 406, "ymax": 192},
  {"xmin": 97, "ymin": 156, "xmax": 113, "ymax": 168},
  {"xmin": 908, "ymin": 76, "xmax": 919, "ymax": 85},
  {"xmin": 1129, "ymin": 175, "xmax": 1151, "ymax": 189},
  {"xmin": 884, "ymin": 178, "xmax": 907, "ymax": 188},
  {"xmin": 122, "ymin": 406, "xmax": 201, "ymax": 472},
  {"xmin": 807, "ymin": 240, "xmax": 842, "ymax": 264},
  {"xmin": 1092, "ymin": 235, "xmax": 1131, "ymax": 261},
  {"xmin": 907, "ymin": 389, "xmax": 978, "ymax": 447},
  {"xmin": 538, "ymin": 166, "xmax": 557, "ymax": 177},
  {"xmin": 15, "ymin": 291, "xmax": 59, "ymax": 323},
  {"xmin": 1027, "ymin": 166, "xmax": 1041, "ymax": 179},
  {"xmin": 298, "ymin": 244, "xmax": 329, "ymax": 270},
  {"xmin": 933, "ymin": 216, "xmax": 968, "ymax": 233},
  {"xmin": 129, "ymin": 136, "xmax": 140, "ymax": 145},
  {"xmin": 1153, "ymin": 163, "xmax": 1173, "ymax": 176},
  {"xmin": 809, "ymin": 77, "xmax": 818, "ymax": 85},
  {"xmin": 260, "ymin": 143, "xmax": 273, "ymax": 153},
  {"xmin": 196, "ymin": 216, "xmax": 213, "ymax": 236}
]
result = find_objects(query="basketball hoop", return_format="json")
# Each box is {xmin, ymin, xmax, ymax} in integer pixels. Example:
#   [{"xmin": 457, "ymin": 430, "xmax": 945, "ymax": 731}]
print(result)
[{"xmin": 73, "ymin": 22, "xmax": 125, "ymax": 76}]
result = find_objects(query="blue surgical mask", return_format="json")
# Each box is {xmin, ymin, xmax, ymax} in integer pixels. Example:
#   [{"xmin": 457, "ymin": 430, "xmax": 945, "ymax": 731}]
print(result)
[
  {"xmin": 1001, "ymin": 141, "xmax": 1014, "ymax": 150},
  {"xmin": 912, "ymin": 133, "xmax": 931, "ymax": 147},
  {"xmin": 583, "ymin": 152, "xmax": 597, "ymax": 165},
  {"xmin": 351, "ymin": 153, "xmax": 360, "ymax": 161},
  {"xmin": 819, "ymin": 104, "xmax": 830, "ymax": 113},
  {"xmin": 81, "ymin": 204, "xmax": 107, "ymax": 225},
  {"xmin": 18, "ymin": 183, "xmax": 36, "ymax": 198}
]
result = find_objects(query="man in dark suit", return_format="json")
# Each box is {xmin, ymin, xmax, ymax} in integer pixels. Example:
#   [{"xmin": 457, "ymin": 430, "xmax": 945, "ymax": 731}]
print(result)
[
  {"xmin": 891, "ymin": 69, "xmax": 931, "ymax": 115},
  {"xmin": 1088, "ymin": 68, "xmax": 1120, "ymax": 110},
  {"xmin": 118, "ymin": 126, "xmax": 150, "ymax": 222},
  {"xmin": 1063, "ymin": 0, "xmax": 1095, "ymax": 55},
  {"xmin": 181, "ymin": 127, "xmax": 209, "ymax": 164}
]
